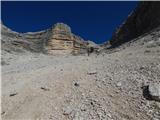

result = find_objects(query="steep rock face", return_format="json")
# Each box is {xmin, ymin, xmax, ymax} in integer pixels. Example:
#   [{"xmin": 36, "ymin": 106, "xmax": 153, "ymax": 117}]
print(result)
[
  {"xmin": 1, "ymin": 23, "xmax": 93, "ymax": 55},
  {"xmin": 110, "ymin": 1, "xmax": 160, "ymax": 47},
  {"xmin": 45, "ymin": 23, "xmax": 88, "ymax": 54},
  {"xmin": 1, "ymin": 23, "xmax": 50, "ymax": 53}
]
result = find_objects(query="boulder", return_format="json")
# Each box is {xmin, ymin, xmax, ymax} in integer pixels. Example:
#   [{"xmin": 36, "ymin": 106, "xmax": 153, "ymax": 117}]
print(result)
[{"xmin": 149, "ymin": 83, "xmax": 160, "ymax": 102}]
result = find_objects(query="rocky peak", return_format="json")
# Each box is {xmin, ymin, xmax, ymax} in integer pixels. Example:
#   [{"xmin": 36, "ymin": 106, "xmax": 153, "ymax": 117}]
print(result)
[
  {"xmin": 45, "ymin": 23, "xmax": 88, "ymax": 54},
  {"xmin": 52, "ymin": 23, "xmax": 71, "ymax": 34},
  {"xmin": 50, "ymin": 23, "xmax": 72, "ymax": 41},
  {"xmin": 110, "ymin": 1, "xmax": 160, "ymax": 47}
]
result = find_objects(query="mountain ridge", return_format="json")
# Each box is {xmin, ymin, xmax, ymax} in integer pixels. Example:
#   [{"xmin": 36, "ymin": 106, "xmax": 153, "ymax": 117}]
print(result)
[
  {"xmin": 1, "ymin": 22, "xmax": 98, "ymax": 55},
  {"xmin": 110, "ymin": 1, "xmax": 160, "ymax": 47}
]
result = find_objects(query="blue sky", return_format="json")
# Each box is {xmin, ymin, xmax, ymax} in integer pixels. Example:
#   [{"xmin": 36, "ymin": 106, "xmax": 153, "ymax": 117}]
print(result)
[{"xmin": 1, "ymin": 1, "xmax": 138, "ymax": 44}]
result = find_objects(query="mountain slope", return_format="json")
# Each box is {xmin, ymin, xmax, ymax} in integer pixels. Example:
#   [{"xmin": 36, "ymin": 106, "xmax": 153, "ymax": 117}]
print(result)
[
  {"xmin": 1, "ymin": 23, "xmax": 50, "ymax": 53},
  {"xmin": 2, "ymin": 29, "xmax": 160, "ymax": 119},
  {"xmin": 110, "ymin": 1, "xmax": 160, "ymax": 47},
  {"xmin": 1, "ymin": 2, "xmax": 160, "ymax": 119},
  {"xmin": 1, "ymin": 23, "xmax": 96, "ymax": 55}
]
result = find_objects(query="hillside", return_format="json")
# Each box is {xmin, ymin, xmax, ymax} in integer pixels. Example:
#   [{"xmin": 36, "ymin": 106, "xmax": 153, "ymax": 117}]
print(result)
[
  {"xmin": 1, "ymin": 1, "xmax": 160, "ymax": 120},
  {"xmin": 1, "ymin": 23, "xmax": 96, "ymax": 55},
  {"xmin": 2, "ymin": 27, "xmax": 160, "ymax": 119},
  {"xmin": 110, "ymin": 1, "xmax": 160, "ymax": 47}
]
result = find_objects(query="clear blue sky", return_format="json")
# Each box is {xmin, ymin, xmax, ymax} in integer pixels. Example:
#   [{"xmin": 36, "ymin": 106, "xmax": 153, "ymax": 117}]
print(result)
[{"xmin": 1, "ymin": 1, "xmax": 138, "ymax": 44}]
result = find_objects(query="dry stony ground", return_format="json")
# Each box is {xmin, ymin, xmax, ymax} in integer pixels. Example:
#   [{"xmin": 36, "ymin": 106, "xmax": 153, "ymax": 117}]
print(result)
[{"xmin": 1, "ymin": 37, "xmax": 160, "ymax": 120}]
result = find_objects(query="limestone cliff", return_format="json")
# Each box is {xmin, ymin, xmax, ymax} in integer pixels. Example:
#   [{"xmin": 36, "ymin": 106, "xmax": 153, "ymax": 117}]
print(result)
[
  {"xmin": 45, "ymin": 23, "xmax": 87, "ymax": 54},
  {"xmin": 1, "ymin": 23, "xmax": 93, "ymax": 55}
]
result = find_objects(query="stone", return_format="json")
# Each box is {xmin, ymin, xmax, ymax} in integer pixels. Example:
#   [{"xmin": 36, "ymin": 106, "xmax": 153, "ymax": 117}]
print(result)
[
  {"xmin": 116, "ymin": 82, "xmax": 122, "ymax": 87},
  {"xmin": 74, "ymin": 82, "xmax": 79, "ymax": 87},
  {"xmin": 63, "ymin": 107, "xmax": 73, "ymax": 116},
  {"xmin": 87, "ymin": 71, "xmax": 97, "ymax": 75},
  {"xmin": 155, "ymin": 102, "xmax": 160, "ymax": 109},
  {"xmin": 9, "ymin": 92, "xmax": 17, "ymax": 97},
  {"xmin": 41, "ymin": 87, "xmax": 50, "ymax": 91},
  {"xmin": 149, "ymin": 83, "xmax": 160, "ymax": 102},
  {"xmin": 1, "ymin": 111, "xmax": 5, "ymax": 115}
]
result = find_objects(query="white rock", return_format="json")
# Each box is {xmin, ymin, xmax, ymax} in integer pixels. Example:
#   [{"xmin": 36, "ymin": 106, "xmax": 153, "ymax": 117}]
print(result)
[
  {"xmin": 149, "ymin": 83, "xmax": 160, "ymax": 101},
  {"xmin": 87, "ymin": 71, "xmax": 97, "ymax": 75},
  {"xmin": 116, "ymin": 82, "xmax": 122, "ymax": 87},
  {"xmin": 63, "ymin": 107, "xmax": 73, "ymax": 115}
]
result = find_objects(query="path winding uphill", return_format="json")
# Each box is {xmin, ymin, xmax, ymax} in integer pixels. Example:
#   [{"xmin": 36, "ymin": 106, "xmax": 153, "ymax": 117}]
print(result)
[{"xmin": 2, "ymin": 35, "xmax": 160, "ymax": 119}]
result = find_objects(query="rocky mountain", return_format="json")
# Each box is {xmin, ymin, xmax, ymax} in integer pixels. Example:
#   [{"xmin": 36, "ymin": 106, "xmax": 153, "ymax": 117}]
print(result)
[
  {"xmin": 1, "ymin": 2, "xmax": 160, "ymax": 120},
  {"xmin": 1, "ymin": 23, "xmax": 50, "ymax": 53},
  {"xmin": 45, "ymin": 23, "xmax": 88, "ymax": 55},
  {"xmin": 110, "ymin": 1, "xmax": 160, "ymax": 47},
  {"xmin": 2, "ymin": 25, "xmax": 160, "ymax": 120},
  {"xmin": 1, "ymin": 23, "xmax": 95, "ymax": 55}
]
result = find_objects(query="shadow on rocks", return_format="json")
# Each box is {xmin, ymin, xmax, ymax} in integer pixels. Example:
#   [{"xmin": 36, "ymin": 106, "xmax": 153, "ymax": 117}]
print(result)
[
  {"xmin": 142, "ymin": 85, "xmax": 153, "ymax": 101},
  {"xmin": 142, "ymin": 84, "xmax": 160, "ymax": 102}
]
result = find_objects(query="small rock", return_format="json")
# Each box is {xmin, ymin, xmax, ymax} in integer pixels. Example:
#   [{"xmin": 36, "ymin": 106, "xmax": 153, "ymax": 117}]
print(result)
[
  {"xmin": 80, "ymin": 104, "xmax": 86, "ymax": 111},
  {"xmin": 149, "ymin": 83, "xmax": 160, "ymax": 102},
  {"xmin": 106, "ymin": 113, "xmax": 112, "ymax": 118},
  {"xmin": 139, "ymin": 66, "xmax": 145, "ymax": 70},
  {"xmin": 9, "ymin": 93, "xmax": 17, "ymax": 97},
  {"xmin": 63, "ymin": 107, "xmax": 73, "ymax": 115},
  {"xmin": 116, "ymin": 82, "xmax": 122, "ymax": 87},
  {"xmin": 1, "ymin": 111, "xmax": 5, "ymax": 115},
  {"xmin": 41, "ymin": 87, "xmax": 50, "ymax": 91},
  {"xmin": 155, "ymin": 102, "xmax": 160, "ymax": 109},
  {"xmin": 87, "ymin": 71, "xmax": 97, "ymax": 75},
  {"xmin": 74, "ymin": 82, "xmax": 79, "ymax": 87}
]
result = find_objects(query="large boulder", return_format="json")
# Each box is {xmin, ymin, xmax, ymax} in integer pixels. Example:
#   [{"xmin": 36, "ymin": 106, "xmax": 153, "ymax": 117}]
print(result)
[{"xmin": 149, "ymin": 83, "xmax": 160, "ymax": 102}]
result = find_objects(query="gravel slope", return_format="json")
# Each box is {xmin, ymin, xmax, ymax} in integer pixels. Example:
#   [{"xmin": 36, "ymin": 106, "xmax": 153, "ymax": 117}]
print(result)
[{"xmin": 2, "ymin": 34, "xmax": 160, "ymax": 120}]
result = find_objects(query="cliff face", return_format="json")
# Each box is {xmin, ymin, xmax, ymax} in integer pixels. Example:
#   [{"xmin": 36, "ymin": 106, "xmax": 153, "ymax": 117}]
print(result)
[
  {"xmin": 1, "ymin": 23, "xmax": 51, "ymax": 53},
  {"xmin": 1, "ymin": 23, "xmax": 92, "ymax": 55},
  {"xmin": 110, "ymin": 1, "xmax": 160, "ymax": 47},
  {"xmin": 45, "ymin": 23, "xmax": 87, "ymax": 55}
]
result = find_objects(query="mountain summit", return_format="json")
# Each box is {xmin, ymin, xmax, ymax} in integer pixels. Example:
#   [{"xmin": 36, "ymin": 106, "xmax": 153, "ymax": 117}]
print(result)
[{"xmin": 45, "ymin": 23, "xmax": 88, "ymax": 54}]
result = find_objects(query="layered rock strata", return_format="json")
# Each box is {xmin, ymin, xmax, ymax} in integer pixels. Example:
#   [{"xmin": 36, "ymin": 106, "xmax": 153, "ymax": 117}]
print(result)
[
  {"xmin": 1, "ymin": 23, "xmax": 94, "ymax": 55},
  {"xmin": 45, "ymin": 23, "xmax": 87, "ymax": 54}
]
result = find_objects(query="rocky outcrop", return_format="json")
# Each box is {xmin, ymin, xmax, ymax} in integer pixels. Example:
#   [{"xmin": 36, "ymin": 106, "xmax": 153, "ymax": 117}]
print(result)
[
  {"xmin": 1, "ymin": 23, "xmax": 50, "ymax": 53},
  {"xmin": 1, "ymin": 23, "xmax": 95, "ymax": 55},
  {"xmin": 45, "ymin": 23, "xmax": 73, "ymax": 54},
  {"xmin": 110, "ymin": 1, "xmax": 160, "ymax": 47},
  {"xmin": 45, "ymin": 23, "xmax": 88, "ymax": 55}
]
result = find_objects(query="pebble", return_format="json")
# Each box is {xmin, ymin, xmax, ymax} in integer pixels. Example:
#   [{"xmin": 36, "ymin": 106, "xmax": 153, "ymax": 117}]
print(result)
[
  {"xmin": 63, "ymin": 107, "xmax": 73, "ymax": 115},
  {"xmin": 116, "ymin": 82, "xmax": 122, "ymax": 87}
]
